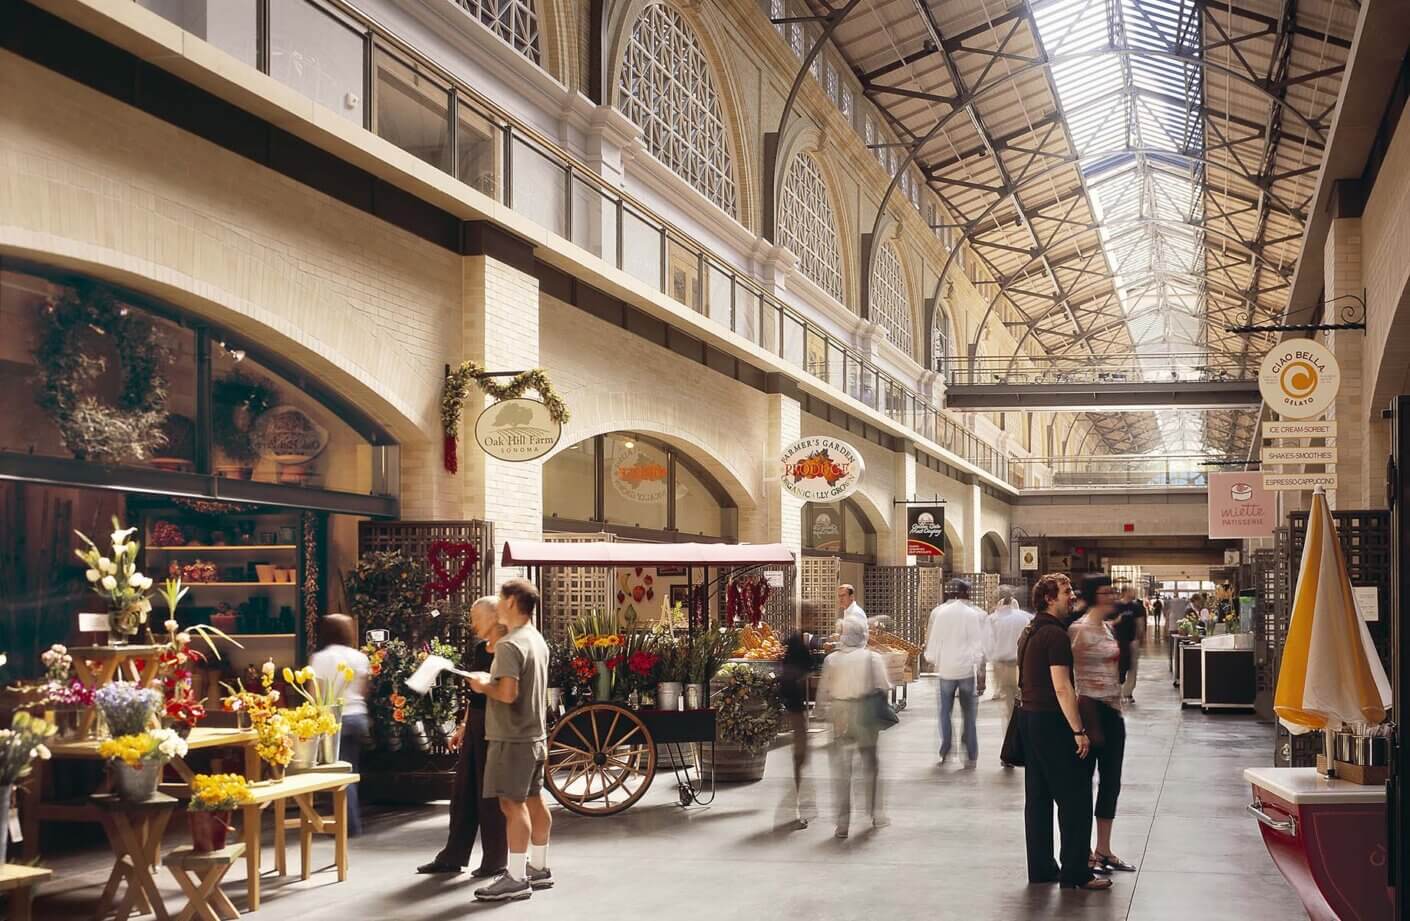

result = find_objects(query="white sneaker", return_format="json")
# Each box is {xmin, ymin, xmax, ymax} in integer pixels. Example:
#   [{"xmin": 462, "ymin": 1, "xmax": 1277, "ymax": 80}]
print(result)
[{"xmin": 474, "ymin": 874, "xmax": 532, "ymax": 902}]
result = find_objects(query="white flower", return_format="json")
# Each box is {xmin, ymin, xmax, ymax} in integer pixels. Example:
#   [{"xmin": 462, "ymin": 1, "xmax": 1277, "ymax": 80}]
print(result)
[
  {"xmin": 126, "ymin": 542, "xmax": 138, "ymax": 557},
  {"xmin": 129, "ymin": 571, "xmax": 145, "ymax": 588},
  {"xmin": 98, "ymin": 558, "xmax": 116, "ymax": 574},
  {"xmin": 86, "ymin": 569, "xmax": 100, "ymax": 583},
  {"xmin": 110, "ymin": 526, "xmax": 137, "ymax": 548},
  {"xmin": 54, "ymin": 644, "xmax": 66, "ymax": 655},
  {"xmin": 0, "ymin": 653, "xmax": 7, "ymax": 668},
  {"xmin": 176, "ymin": 633, "xmax": 190, "ymax": 645},
  {"xmin": 34, "ymin": 744, "xmax": 50, "ymax": 761},
  {"xmin": 261, "ymin": 661, "xmax": 276, "ymax": 677},
  {"xmin": 100, "ymin": 575, "xmax": 117, "ymax": 591},
  {"xmin": 164, "ymin": 620, "xmax": 179, "ymax": 633},
  {"xmin": 137, "ymin": 599, "xmax": 152, "ymax": 614}
]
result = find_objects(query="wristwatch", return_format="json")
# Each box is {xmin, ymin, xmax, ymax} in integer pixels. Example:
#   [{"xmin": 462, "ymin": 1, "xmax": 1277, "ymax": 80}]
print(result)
[{"xmin": 1073, "ymin": 729, "xmax": 1088, "ymax": 737}]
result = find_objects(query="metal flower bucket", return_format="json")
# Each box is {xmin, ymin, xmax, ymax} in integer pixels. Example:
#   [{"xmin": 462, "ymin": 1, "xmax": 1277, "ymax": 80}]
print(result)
[
  {"xmin": 290, "ymin": 737, "xmax": 319, "ymax": 771},
  {"xmin": 319, "ymin": 706, "xmax": 343, "ymax": 764},
  {"xmin": 113, "ymin": 761, "xmax": 161, "ymax": 801}
]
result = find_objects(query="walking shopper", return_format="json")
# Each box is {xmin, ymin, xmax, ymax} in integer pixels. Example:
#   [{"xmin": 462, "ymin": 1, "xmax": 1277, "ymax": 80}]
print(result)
[
  {"xmin": 816, "ymin": 616, "xmax": 891, "ymax": 838},
  {"xmin": 469, "ymin": 578, "xmax": 552, "ymax": 902},
  {"xmin": 1070, "ymin": 576, "xmax": 1134, "ymax": 875},
  {"xmin": 1112, "ymin": 586, "xmax": 1142, "ymax": 702},
  {"xmin": 417, "ymin": 596, "xmax": 509, "ymax": 876},
  {"xmin": 309, "ymin": 614, "xmax": 369, "ymax": 836},
  {"xmin": 986, "ymin": 587, "xmax": 1033, "ymax": 765},
  {"xmin": 1019, "ymin": 574, "xmax": 1109, "ymax": 891},
  {"xmin": 924, "ymin": 579, "xmax": 986, "ymax": 767},
  {"xmin": 780, "ymin": 622, "xmax": 817, "ymax": 828}
]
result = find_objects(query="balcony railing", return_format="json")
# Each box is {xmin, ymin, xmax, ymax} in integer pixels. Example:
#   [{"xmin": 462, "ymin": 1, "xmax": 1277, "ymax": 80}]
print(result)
[
  {"xmin": 1015, "ymin": 456, "xmax": 1215, "ymax": 489},
  {"xmin": 131, "ymin": 0, "xmax": 1016, "ymax": 486},
  {"xmin": 950, "ymin": 352, "xmax": 1255, "ymax": 387}
]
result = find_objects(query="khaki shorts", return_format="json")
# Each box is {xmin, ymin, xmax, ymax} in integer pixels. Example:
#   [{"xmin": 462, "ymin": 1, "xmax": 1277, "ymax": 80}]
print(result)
[{"xmin": 484, "ymin": 740, "xmax": 547, "ymax": 801}]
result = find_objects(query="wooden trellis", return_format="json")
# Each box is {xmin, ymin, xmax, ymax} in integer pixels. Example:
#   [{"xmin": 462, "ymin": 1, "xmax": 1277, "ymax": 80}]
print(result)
[
  {"xmin": 863, "ymin": 566, "xmax": 924, "ymax": 648},
  {"xmin": 800, "ymin": 556, "xmax": 840, "ymax": 635},
  {"xmin": 540, "ymin": 531, "xmax": 615, "ymax": 642}
]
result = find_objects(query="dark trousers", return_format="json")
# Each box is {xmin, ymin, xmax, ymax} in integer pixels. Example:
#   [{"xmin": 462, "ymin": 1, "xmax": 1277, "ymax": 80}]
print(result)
[
  {"xmin": 1020, "ymin": 710, "xmax": 1094, "ymax": 886},
  {"xmin": 435, "ymin": 709, "xmax": 508, "ymax": 870},
  {"xmin": 1089, "ymin": 702, "xmax": 1126, "ymax": 820},
  {"xmin": 341, "ymin": 714, "xmax": 368, "ymax": 837}
]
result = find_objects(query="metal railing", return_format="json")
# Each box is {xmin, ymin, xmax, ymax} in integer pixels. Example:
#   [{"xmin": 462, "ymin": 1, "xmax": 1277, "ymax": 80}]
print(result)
[
  {"xmin": 949, "ymin": 352, "xmax": 1255, "ymax": 387},
  {"xmin": 132, "ymin": 0, "xmax": 1017, "ymax": 486},
  {"xmin": 1014, "ymin": 456, "xmax": 1216, "ymax": 489}
]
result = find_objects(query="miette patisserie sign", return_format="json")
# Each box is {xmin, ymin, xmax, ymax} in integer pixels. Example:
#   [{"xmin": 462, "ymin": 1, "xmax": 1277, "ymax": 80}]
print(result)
[{"xmin": 1208, "ymin": 471, "xmax": 1274, "ymax": 539}]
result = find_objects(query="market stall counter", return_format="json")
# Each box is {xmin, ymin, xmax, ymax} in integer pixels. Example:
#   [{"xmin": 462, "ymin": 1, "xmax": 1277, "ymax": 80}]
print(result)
[{"xmin": 1244, "ymin": 767, "xmax": 1391, "ymax": 921}]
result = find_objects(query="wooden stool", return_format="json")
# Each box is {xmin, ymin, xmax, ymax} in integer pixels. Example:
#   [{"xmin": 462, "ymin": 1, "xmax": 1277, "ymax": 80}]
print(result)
[
  {"xmin": 0, "ymin": 865, "xmax": 53, "ymax": 921},
  {"xmin": 164, "ymin": 845, "xmax": 245, "ymax": 921},
  {"xmin": 92, "ymin": 792, "xmax": 178, "ymax": 921}
]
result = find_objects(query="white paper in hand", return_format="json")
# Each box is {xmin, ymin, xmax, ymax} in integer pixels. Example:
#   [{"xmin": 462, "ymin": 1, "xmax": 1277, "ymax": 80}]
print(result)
[{"xmin": 405, "ymin": 654, "xmax": 474, "ymax": 695}]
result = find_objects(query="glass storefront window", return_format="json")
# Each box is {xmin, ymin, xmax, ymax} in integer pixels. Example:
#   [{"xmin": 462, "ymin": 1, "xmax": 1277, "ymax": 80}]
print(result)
[
  {"xmin": 604, "ymin": 435, "xmax": 668, "ymax": 530},
  {"xmin": 803, "ymin": 500, "xmax": 874, "ymax": 559},
  {"xmin": 374, "ymin": 48, "xmax": 452, "ymax": 172},
  {"xmin": 270, "ymin": 0, "xmax": 366, "ymax": 124},
  {"xmin": 675, "ymin": 461, "xmax": 722, "ymax": 537},
  {"xmin": 543, "ymin": 438, "xmax": 595, "ymax": 523}
]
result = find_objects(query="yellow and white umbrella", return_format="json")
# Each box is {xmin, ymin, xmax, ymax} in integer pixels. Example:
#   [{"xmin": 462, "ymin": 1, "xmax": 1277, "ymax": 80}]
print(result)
[{"xmin": 1274, "ymin": 487, "xmax": 1391, "ymax": 733}]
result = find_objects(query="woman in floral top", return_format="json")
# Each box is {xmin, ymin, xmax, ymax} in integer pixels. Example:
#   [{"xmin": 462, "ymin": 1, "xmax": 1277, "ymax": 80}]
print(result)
[{"xmin": 1070, "ymin": 576, "xmax": 1134, "ymax": 875}]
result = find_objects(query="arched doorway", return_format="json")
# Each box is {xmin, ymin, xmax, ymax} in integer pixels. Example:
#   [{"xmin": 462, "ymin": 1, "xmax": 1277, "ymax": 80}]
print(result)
[
  {"xmin": 542, "ymin": 431, "xmax": 738, "ymax": 541},
  {"xmin": 981, "ymin": 531, "xmax": 1008, "ymax": 573}
]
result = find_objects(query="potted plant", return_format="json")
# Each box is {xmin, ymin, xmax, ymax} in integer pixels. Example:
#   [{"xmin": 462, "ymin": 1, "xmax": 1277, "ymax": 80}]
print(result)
[
  {"xmin": 704, "ymin": 662, "xmax": 782, "ymax": 782},
  {"xmin": 74, "ymin": 518, "xmax": 155, "ymax": 645},
  {"xmin": 211, "ymin": 371, "xmax": 277, "ymax": 479},
  {"xmin": 284, "ymin": 664, "xmax": 353, "ymax": 763},
  {"xmin": 287, "ymin": 701, "xmax": 335, "ymax": 770},
  {"xmin": 570, "ymin": 612, "xmax": 623, "ymax": 701},
  {"xmin": 685, "ymin": 626, "xmax": 736, "ymax": 709},
  {"xmin": 94, "ymin": 681, "xmax": 161, "ymax": 738},
  {"xmin": 0, "ymin": 711, "xmax": 57, "ymax": 864},
  {"xmin": 254, "ymin": 713, "xmax": 294, "ymax": 781},
  {"xmin": 546, "ymin": 641, "xmax": 574, "ymax": 714},
  {"xmin": 187, "ymin": 773, "xmax": 252, "ymax": 852},
  {"xmin": 98, "ymin": 728, "xmax": 189, "ymax": 800}
]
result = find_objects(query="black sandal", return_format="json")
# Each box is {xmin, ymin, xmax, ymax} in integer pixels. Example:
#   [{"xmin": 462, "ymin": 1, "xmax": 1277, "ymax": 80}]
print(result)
[
  {"xmin": 1061, "ymin": 877, "xmax": 1114, "ymax": 891},
  {"xmin": 1094, "ymin": 852, "xmax": 1136, "ymax": 872}
]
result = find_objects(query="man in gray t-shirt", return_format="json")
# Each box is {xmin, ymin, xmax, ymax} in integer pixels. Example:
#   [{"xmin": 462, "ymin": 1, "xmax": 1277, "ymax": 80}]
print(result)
[{"xmin": 468, "ymin": 578, "xmax": 553, "ymax": 902}]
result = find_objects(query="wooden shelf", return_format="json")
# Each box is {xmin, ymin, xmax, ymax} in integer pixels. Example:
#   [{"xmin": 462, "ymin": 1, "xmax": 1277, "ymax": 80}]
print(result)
[
  {"xmin": 149, "ymin": 545, "xmax": 296, "ymax": 552},
  {"xmin": 210, "ymin": 633, "xmax": 295, "ymax": 640},
  {"xmin": 185, "ymin": 582, "xmax": 297, "ymax": 588}
]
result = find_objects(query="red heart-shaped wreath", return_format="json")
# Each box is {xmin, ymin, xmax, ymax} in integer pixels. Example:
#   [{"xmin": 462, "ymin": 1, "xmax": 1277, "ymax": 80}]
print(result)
[{"xmin": 425, "ymin": 540, "xmax": 479, "ymax": 598}]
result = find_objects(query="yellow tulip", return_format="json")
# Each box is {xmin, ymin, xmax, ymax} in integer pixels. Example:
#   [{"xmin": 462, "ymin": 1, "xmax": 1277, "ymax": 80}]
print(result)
[{"xmin": 282, "ymin": 666, "xmax": 294, "ymax": 684}]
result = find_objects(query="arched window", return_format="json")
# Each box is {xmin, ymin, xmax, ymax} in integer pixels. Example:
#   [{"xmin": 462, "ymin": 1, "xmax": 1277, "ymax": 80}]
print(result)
[
  {"xmin": 457, "ymin": 0, "xmax": 541, "ymax": 63},
  {"xmin": 933, "ymin": 300, "xmax": 952, "ymax": 375},
  {"xmin": 617, "ymin": 3, "xmax": 738, "ymax": 216},
  {"xmin": 870, "ymin": 242, "xmax": 914, "ymax": 357},
  {"xmin": 779, "ymin": 153, "xmax": 844, "ymax": 303}
]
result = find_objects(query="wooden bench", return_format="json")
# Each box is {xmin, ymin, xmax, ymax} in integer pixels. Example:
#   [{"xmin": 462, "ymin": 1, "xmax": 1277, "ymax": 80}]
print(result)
[
  {"xmin": 22, "ymin": 728, "xmax": 258, "ymax": 861},
  {"xmin": 91, "ymin": 792, "xmax": 179, "ymax": 921},
  {"xmin": 0, "ymin": 865, "xmax": 53, "ymax": 921},
  {"xmin": 164, "ymin": 844, "xmax": 245, "ymax": 921},
  {"xmin": 238, "ymin": 770, "xmax": 358, "ymax": 911}
]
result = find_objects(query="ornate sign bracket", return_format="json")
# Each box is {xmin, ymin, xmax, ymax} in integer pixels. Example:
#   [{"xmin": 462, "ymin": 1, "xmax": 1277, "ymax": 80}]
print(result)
[{"xmin": 1225, "ymin": 291, "xmax": 1365, "ymax": 334}]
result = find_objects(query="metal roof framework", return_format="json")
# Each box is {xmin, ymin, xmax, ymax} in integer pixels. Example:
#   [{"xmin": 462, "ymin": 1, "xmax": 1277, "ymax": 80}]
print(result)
[{"xmin": 769, "ymin": 0, "xmax": 1356, "ymax": 455}]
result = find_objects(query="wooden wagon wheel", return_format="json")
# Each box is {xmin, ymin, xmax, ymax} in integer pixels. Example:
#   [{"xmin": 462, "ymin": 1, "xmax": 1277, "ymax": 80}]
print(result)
[{"xmin": 545, "ymin": 703, "xmax": 656, "ymax": 816}]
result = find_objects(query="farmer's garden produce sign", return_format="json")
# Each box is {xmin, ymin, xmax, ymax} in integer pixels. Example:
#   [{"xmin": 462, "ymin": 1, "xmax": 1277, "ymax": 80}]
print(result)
[{"xmin": 780, "ymin": 436, "xmax": 864, "ymax": 502}]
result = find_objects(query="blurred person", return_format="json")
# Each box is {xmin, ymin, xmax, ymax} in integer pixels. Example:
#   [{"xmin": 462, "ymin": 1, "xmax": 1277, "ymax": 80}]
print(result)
[
  {"xmin": 309, "ymin": 614, "xmax": 370, "ymax": 836},
  {"xmin": 1019, "ymin": 575, "xmax": 1108, "ymax": 891},
  {"xmin": 1150, "ymin": 596, "xmax": 1164, "ymax": 639},
  {"xmin": 469, "ymin": 579, "xmax": 552, "ymax": 902},
  {"xmin": 780, "ymin": 609, "xmax": 819, "ymax": 828},
  {"xmin": 816, "ymin": 615, "xmax": 891, "ymax": 838},
  {"xmin": 924, "ymin": 579, "xmax": 986, "ymax": 767},
  {"xmin": 1070, "ymin": 576, "xmax": 1133, "ymax": 875},
  {"xmin": 986, "ymin": 586, "xmax": 1033, "ymax": 766},
  {"xmin": 418, "ymin": 597, "xmax": 509, "ymax": 876},
  {"xmin": 1112, "ymin": 586, "xmax": 1142, "ymax": 703}
]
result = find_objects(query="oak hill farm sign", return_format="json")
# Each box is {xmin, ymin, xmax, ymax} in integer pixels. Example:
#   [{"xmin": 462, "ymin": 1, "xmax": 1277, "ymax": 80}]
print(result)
[{"xmin": 473, "ymin": 398, "xmax": 562, "ymax": 462}]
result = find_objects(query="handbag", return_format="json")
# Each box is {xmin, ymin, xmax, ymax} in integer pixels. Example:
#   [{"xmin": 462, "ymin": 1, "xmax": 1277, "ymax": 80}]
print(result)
[
  {"xmin": 864, "ymin": 689, "xmax": 900, "ymax": 730},
  {"xmin": 1001, "ymin": 623, "xmax": 1040, "ymax": 767}
]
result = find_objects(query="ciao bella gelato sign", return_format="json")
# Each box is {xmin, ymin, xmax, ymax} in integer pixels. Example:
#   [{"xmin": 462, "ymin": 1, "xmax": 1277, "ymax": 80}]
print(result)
[
  {"xmin": 780, "ymin": 436, "xmax": 864, "ymax": 502},
  {"xmin": 1258, "ymin": 340, "xmax": 1340, "ymax": 419},
  {"xmin": 474, "ymin": 398, "xmax": 562, "ymax": 462}
]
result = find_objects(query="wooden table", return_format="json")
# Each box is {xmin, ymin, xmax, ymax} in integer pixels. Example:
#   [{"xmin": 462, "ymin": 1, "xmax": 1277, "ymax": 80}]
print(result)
[
  {"xmin": 91, "ymin": 793, "xmax": 178, "ymax": 921},
  {"xmin": 21, "ymin": 728, "xmax": 258, "ymax": 860},
  {"xmin": 0, "ymin": 865, "xmax": 53, "ymax": 921},
  {"xmin": 69, "ymin": 646, "xmax": 167, "ymax": 737},
  {"xmin": 239, "ymin": 771, "xmax": 358, "ymax": 911}
]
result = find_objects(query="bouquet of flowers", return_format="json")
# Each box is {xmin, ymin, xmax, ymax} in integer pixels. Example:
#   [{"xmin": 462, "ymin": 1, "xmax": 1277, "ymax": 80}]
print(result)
[
  {"xmin": 649, "ymin": 625, "xmax": 690, "ymax": 684},
  {"xmin": 287, "ymin": 702, "xmax": 337, "ymax": 741},
  {"xmin": 98, "ymin": 727, "xmax": 189, "ymax": 767},
  {"xmin": 0, "ymin": 712, "xmax": 57, "ymax": 784},
  {"xmin": 686, "ymin": 625, "xmax": 737, "ymax": 685},
  {"xmin": 95, "ymin": 682, "xmax": 161, "ymax": 737},
  {"xmin": 570, "ymin": 611, "xmax": 623, "ymax": 662},
  {"xmin": 40, "ymin": 644, "xmax": 73, "ymax": 683},
  {"xmin": 74, "ymin": 517, "xmax": 155, "ymax": 640},
  {"xmin": 43, "ymin": 679, "xmax": 95, "ymax": 708},
  {"xmin": 189, "ymin": 773, "xmax": 253, "ymax": 811},
  {"xmin": 254, "ymin": 712, "xmax": 294, "ymax": 769}
]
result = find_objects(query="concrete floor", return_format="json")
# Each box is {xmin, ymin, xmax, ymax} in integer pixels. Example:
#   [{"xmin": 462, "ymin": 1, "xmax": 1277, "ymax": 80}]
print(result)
[{"xmin": 30, "ymin": 639, "xmax": 1305, "ymax": 920}]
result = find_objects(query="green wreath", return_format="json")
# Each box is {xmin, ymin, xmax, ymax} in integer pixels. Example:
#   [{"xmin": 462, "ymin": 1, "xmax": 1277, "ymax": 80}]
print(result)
[
  {"xmin": 33, "ymin": 282, "xmax": 171, "ymax": 462},
  {"xmin": 441, "ymin": 361, "xmax": 569, "ymax": 473},
  {"xmin": 715, "ymin": 662, "xmax": 782, "ymax": 755},
  {"xmin": 212, "ymin": 371, "xmax": 278, "ymax": 464}
]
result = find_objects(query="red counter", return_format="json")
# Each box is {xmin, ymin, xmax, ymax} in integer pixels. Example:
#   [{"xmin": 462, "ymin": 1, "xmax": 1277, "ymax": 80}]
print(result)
[{"xmin": 1244, "ymin": 767, "xmax": 1391, "ymax": 921}]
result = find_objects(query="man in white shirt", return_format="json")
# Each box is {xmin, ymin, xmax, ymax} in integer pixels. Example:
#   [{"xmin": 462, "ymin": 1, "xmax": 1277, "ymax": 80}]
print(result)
[
  {"xmin": 984, "ymin": 587, "xmax": 1033, "ymax": 765},
  {"xmin": 924, "ymin": 579, "xmax": 986, "ymax": 767},
  {"xmin": 836, "ymin": 583, "xmax": 866, "ymax": 633}
]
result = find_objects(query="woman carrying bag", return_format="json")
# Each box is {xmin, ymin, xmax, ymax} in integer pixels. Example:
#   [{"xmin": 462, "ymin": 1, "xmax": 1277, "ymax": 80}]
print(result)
[{"xmin": 815, "ymin": 616, "xmax": 892, "ymax": 839}]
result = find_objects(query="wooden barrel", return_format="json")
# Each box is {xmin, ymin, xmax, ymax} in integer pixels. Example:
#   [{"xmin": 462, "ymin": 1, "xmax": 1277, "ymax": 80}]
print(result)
[{"xmin": 699, "ymin": 741, "xmax": 767, "ymax": 782}]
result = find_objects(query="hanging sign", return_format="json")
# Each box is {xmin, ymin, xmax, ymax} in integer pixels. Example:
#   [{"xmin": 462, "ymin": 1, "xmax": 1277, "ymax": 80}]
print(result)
[
  {"xmin": 806, "ymin": 504, "xmax": 843, "ymax": 552},
  {"xmin": 1264, "ymin": 420, "xmax": 1336, "ymax": 439},
  {"xmin": 252, "ymin": 406, "xmax": 329, "ymax": 462},
  {"xmin": 1258, "ymin": 340, "xmax": 1340, "ymax": 419},
  {"xmin": 473, "ymin": 398, "xmax": 562, "ymax": 462},
  {"xmin": 1208, "ymin": 471, "xmax": 1274, "ymax": 539},
  {"xmin": 779, "ymin": 436, "xmax": 864, "ymax": 501},
  {"xmin": 1019, "ymin": 545, "xmax": 1039, "ymax": 571},
  {"xmin": 906, "ymin": 506, "xmax": 945, "ymax": 557},
  {"xmin": 1263, "ymin": 472, "xmax": 1338, "ymax": 491},
  {"xmin": 1260, "ymin": 446, "xmax": 1337, "ymax": 464},
  {"xmin": 612, "ymin": 449, "xmax": 669, "ymax": 503}
]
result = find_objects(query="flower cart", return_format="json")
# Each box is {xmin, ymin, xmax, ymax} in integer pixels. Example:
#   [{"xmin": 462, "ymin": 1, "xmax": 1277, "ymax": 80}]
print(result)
[{"xmin": 501, "ymin": 540, "xmax": 796, "ymax": 817}]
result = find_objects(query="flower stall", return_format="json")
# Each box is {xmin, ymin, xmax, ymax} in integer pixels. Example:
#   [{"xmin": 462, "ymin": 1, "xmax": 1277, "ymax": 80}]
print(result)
[{"xmin": 501, "ymin": 539, "xmax": 796, "ymax": 816}]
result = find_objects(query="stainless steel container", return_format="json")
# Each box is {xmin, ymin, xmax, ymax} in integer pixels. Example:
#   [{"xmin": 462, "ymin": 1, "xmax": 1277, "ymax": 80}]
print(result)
[
  {"xmin": 1333, "ymin": 731, "xmax": 1356, "ymax": 763},
  {"xmin": 1351, "ymin": 734, "xmax": 1390, "ymax": 766}
]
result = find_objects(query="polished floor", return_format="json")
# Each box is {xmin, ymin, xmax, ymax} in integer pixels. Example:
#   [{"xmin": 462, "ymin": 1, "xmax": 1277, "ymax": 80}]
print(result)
[{"xmin": 32, "ymin": 638, "xmax": 1303, "ymax": 920}]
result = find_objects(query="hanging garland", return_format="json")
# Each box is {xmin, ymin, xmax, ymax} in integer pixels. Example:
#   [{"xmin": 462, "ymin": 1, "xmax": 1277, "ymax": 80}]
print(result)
[
  {"xmin": 33, "ymin": 282, "xmax": 172, "ymax": 462},
  {"xmin": 441, "ymin": 361, "xmax": 570, "ymax": 473}
]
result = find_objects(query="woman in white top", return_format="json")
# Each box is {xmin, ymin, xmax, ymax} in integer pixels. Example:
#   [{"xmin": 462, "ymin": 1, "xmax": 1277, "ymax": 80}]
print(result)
[
  {"xmin": 309, "ymin": 614, "xmax": 370, "ymax": 836},
  {"xmin": 815, "ymin": 616, "xmax": 891, "ymax": 838}
]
